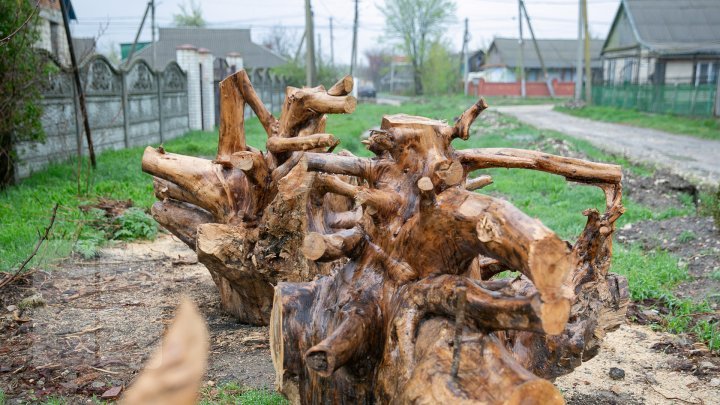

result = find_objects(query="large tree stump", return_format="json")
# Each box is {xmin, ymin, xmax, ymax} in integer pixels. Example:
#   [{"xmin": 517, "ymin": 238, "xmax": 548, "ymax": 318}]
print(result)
[{"xmin": 142, "ymin": 71, "xmax": 629, "ymax": 403}]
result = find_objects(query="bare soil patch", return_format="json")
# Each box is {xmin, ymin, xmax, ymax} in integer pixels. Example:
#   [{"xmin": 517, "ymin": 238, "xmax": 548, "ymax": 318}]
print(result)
[
  {"xmin": 0, "ymin": 234, "xmax": 274, "ymax": 403},
  {"xmin": 2, "ymin": 234, "xmax": 719, "ymax": 403},
  {"xmin": 618, "ymin": 216, "xmax": 720, "ymax": 306}
]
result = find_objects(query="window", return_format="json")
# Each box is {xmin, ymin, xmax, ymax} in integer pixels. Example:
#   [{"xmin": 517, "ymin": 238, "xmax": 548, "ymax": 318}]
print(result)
[
  {"xmin": 695, "ymin": 61, "xmax": 719, "ymax": 85},
  {"xmin": 50, "ymin": 21, "xmax": 60, "ymax": 58},
  {"xmin": 622, "ymin": 59, "xmax": 635, "ymax": 83}
]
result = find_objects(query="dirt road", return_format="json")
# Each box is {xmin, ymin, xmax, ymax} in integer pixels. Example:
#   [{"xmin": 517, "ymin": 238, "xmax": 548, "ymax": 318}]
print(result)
[{"xmin": 495, "ymin": 104, "xmax": 720, "ymax": 188}]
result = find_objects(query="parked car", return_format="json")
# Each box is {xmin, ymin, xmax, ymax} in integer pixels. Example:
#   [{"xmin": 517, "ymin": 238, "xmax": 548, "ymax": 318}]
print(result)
[{"xmin": 358, "ymin": 85, "xmax": 376, "ymax": 98}]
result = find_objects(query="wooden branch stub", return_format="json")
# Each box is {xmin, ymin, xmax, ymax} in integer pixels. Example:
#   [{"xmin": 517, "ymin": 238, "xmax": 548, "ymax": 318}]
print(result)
[
  {"xmin": 458, "ymin": 148, "xmax": 623, "ymax": 184},
  {"xmin": 465, "ymin": 175, "xmax": 494, "ymax": 191},
  {"xmin": 453, "ymin": 97, "xmax": 489, "ymax": 140},
  {"xmin": 327, "ymin": 75, "xmax": 354, "ymax": 96},
  {"xmin": 266, "ymin": 133, "xmax": 339, "ymax": 153}
]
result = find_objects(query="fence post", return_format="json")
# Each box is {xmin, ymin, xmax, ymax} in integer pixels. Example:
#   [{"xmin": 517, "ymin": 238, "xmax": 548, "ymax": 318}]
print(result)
[
  {"xmin": 121, "ymin": 70, "xmax": 130, "ymax": 148},
  {"xmin": 157, "ymin": 68, "xmax": 164, "ymax": 144},
  {"xmin": 715, "ymin": 79, "xmax": 720, "ymax": 117}
]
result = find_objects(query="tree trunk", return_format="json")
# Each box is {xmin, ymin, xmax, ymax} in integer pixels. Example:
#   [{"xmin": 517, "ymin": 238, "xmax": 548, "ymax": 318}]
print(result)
[{"xmin": 141, "ymin": 73, "xmax": 628, "ymax": 403}]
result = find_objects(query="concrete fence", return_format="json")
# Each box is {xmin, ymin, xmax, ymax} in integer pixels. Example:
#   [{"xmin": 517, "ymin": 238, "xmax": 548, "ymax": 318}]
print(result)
[{"xmin": 14, "ymin": 54, "xmax": 189, "ymax": 180}]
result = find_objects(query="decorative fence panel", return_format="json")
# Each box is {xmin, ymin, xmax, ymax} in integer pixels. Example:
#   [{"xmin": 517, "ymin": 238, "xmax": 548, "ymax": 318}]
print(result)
[
  {"xmin": 15, "ymin": 55, "xmax": 190, "ymax": 180},
  {"xmin": 591, "ymin": 83, "xmax": 717, "ymax": 117}
]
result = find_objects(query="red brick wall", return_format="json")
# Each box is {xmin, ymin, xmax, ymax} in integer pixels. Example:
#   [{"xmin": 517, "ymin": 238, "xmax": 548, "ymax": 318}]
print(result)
[{"xmin": 469, "ymin": 79, "xmax": 575, "ymax": 97}]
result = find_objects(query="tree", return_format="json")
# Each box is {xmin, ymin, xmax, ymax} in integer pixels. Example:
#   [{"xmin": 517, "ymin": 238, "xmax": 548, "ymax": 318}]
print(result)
[
  {"xmin": 363, "ymin": 48, "xmax": 392, "ymax": 89},
  {"xmin": 421, "ymin": 40, "xmax": 460, "ymax": 95},
  {"xmin": 173, "ymin": 0, "xmax": 205, "ymax": 28},
  {"xmin": 0, "ymin": 0, "xmax": 45, "ymax": 185},
  {"xmin": 380, "ymin": 0, "xmax": 456, "ymax": 95},
  {"xmin": 262, "ymin": 25, "xmax": 301, "ymax": 60}
]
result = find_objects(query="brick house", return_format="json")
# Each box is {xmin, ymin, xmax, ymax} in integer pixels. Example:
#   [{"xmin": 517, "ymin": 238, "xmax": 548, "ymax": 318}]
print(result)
[{"xmin": 36, "ymin": 0, "xmax": 95, "ymax": 65}]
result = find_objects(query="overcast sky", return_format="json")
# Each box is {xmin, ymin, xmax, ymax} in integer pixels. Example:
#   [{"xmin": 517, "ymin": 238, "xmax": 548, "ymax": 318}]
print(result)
[{"xmin": 69, "ymin": 0, "xmax": 621, "ymax": 64}]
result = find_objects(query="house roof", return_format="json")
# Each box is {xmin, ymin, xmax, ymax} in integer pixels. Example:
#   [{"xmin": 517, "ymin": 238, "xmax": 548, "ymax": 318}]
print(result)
[
  {"xmin": 606, "ymin": 0, "xmax": 720, "ymax": 55},
  {"xmin": 485, "ymin": 38, "xmax": 604, "ymax": 69},
  {"xmin": 130, "ymin": 28, "xmax": 286, "ymax": 70}
]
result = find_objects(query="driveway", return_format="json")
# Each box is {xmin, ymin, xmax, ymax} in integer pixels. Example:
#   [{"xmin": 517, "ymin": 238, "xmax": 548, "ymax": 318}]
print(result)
[{"xmin": 495, "ymin": 104, "xmax": 720, "ymax": 188}]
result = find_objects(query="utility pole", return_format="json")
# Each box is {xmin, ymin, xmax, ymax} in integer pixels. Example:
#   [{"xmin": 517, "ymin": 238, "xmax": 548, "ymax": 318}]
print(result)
[
  {"xmin": 294, "ymin": 29, "xmax": 306, "ymax": 62},
  {"xmin": 125, "ymin": 1, "xmax": 151, "ymax": 67},
  {"xmin": 60, "ymin": 0, "xmax": 96, "ymax": 168},
  {"xmin": 318, "ymin": 33, "xmax": 322, "ymax": 68},
  {"xmin": 329, "ymin": 17, "xmax": 335, "ymax": 68},
  {"xmin": 350, "ymin": 0, "xmax": 359, "ymax": 76},
  {"xmin": 582, "ymin": 0, "xmax": 592, "ymax": 104},
  {"xmin": 151, "ymin": 0, "xmax": 156, "ymax": 67},
  {"xmin": 518, "ymin": 0, "xmax": 526, "ymax": 97},
  {"xmin": 462, "ymin": 18, "xmax": 470, "ymax": 96},
  {"xmin": 575, "ymin": 0, "xmax": 583, "ymax": 100},
  {"xmin": 305, "ymin": 0, "xmax": 317, "ymax": 86},
  {"xmin": 520, "ymin": 0, "xmax": 554, "ymax": 97}
]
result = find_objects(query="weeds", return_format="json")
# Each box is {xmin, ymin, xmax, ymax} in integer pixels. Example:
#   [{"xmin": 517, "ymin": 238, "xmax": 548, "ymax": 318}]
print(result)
[
  {"xmin": 678, "ymin": 230, "xmax": 697, "ymax": 243},
  {"xmin": 200, "ymin": 383, "xmax": 287, "ymax": 405}
]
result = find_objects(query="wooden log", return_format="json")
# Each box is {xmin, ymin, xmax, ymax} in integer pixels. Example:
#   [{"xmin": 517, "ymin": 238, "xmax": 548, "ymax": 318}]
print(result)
[{"xmin": 150, "ymin": 200, "xmax": 213, "ymax": 248}]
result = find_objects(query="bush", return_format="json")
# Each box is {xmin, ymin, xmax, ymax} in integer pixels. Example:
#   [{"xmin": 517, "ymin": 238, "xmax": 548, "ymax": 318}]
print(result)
[
  {"xmin": 112, "ymin": 207, "xmax": 157, "ymax": 240},
  {"xmin": 0, "ymin": 1, "xmax": 46, "ymax": 185},
  {"xmin": 421, "ymin": 40, "xmax": 461, "ymax": 96}
]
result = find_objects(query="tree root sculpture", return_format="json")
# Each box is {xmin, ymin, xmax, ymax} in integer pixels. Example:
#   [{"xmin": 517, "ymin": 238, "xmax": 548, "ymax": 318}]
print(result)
[{"xmin": 141, "ymin": 71, "xmax": 629, "ymax": 404}]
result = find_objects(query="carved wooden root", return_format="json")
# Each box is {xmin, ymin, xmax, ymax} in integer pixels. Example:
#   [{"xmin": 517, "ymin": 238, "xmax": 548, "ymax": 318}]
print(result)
[
  {"xmin": 142, "ymin": 70, "xmax": 357, "ymax": 324},
  {"xmin": 141, "ymin": 72, "xmax": 628, "ymax": 403}
]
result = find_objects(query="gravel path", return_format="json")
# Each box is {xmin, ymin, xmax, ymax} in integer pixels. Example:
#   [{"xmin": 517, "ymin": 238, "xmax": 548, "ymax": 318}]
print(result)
[{"xmin": 495, "ymin": 104, "xmax": 720, "ymax": 188}]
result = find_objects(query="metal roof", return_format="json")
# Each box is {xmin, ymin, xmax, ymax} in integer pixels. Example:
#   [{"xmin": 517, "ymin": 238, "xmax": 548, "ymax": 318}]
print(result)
[
  {"xmin": 130, "ymin": 28, "xmax": 287, "ymax": 70},
  {"xmin": 611, "ymin": 0, "xmax": 720, "ymax": 55},
  {"xmin": 485, "ymin": 38, "xmax": 604, "ymax": 69}
]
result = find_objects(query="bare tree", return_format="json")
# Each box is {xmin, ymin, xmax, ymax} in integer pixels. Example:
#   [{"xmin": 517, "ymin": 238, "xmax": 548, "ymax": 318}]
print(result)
[
  {"xmin": 173, "ymin": 0, "xmax": 205, "ymax": 28},
  {"xmin": 363, "ymin": 48, "xmax": 392, "ymax": 89},
  {"xmin": 262, "ymin": 25, "xmax": 300, "ymax": 60},
  {"xmin": 380, "ymin": 0, "xmax": 456, "ymax": 95}
]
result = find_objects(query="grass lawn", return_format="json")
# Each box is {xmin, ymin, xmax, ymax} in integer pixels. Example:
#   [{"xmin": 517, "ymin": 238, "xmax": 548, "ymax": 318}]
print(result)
[
  {"xmin": 0, "ymin": 95, "xmax": 716, "ymax": 402},
  {"xmin": 555, "ymin": 105, "xmax": 720, "ymax": 141}
]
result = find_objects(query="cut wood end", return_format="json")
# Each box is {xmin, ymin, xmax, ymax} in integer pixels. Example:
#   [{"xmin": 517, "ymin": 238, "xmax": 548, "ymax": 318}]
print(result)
[
  {"xmin": 327, "ymin": 75, "xmax": 354, "ymax": 96},
  {"xmin": 302, "ymin": 232, "xmax": 327, "ymax": 261},
  {"xmin": 344, "ymin": 96, "xmax": 357, "ymax": 113},
  {"xmin": 539, "ymin": 298, "xmax": 571, "ymax": 336},
  {"xmin": 417, "ymin": 177, "xmax": 434, "ymax": 191},
  {"xmin": 434, "ymin": 160, "xmax": 464, "ymax": 186}
]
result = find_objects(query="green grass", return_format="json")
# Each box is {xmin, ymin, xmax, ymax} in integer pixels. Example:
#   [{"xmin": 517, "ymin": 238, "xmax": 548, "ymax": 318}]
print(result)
[
  {"xmin": 555, "ymin": 105, "xmax": 720, "ymax": 141},
  {"xmin": 613, "ymin": 244, "xmax": 719, "ymax": 350},
  {"xmin": 1, "ymin": 94, "xmax": 715, "ymax": 358},
  {"xmin": 200, "ymin": 383, "xmax": 287, "ymax": 405}
]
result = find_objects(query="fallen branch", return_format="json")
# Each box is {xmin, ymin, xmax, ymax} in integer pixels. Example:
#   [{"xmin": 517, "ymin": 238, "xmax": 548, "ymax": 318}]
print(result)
[{"xmin": 0, "ymin": 203, "xmax": 58, "ymax": 290}]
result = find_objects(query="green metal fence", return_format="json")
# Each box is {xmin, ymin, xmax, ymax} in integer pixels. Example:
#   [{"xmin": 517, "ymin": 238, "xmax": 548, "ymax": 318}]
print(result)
[{"xmin": 590, "ymin": 83, "xmax": 717, "ymax": 117}]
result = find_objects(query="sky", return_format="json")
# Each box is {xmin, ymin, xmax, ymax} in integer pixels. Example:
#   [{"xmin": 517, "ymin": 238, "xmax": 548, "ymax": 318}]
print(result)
[{"xmin": 68, "ymin": 0, "xmax": 621, "ymax": 65}]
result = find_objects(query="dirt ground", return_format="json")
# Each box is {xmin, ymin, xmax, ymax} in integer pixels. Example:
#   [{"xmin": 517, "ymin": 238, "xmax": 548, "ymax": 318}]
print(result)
[
  {"xmin": 1, "ymin": 233, "xmax": 719, "ymax": 404},
  {"xmin": 0, "ymin": 235, "xmax": 274, "ymax": 403}
]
